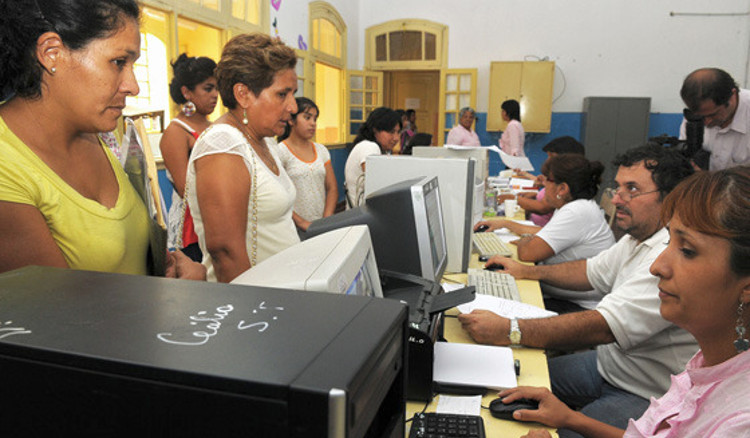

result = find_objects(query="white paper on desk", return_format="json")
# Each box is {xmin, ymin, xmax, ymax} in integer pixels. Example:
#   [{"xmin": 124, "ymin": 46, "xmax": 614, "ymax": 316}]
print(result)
[
  {"xmin": 433, "ymin": 342, "xmax": 517, "ymax": 390},
  {"xmin": 436, "ymin": 395, "xmax": 483, "ymax": 416},
  {"xmin": 458, "ymin": 294, "xmax": 558, "ymax": 319},
  {"xmin": 510, "ymin": 177, "xmax": 536, "ymax": 190},
  {"xmin": 491, "ymin": 221, "xmax": 534, "ymax": 243}
]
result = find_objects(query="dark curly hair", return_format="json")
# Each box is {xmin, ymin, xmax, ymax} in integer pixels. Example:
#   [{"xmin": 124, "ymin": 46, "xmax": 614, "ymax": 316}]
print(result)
[
  {"xmin": 0, "ymin": 0, "xmax": 140, "ymax": 100},
  {"xmin": 215, "ymin": 33, "xmax": 297, "ymax": 109},
  {"xmin": 542, "ymin": 154, "xmax": 604, "ymax": 201},
  {"xmin": 168, "ymin": 53, "xmax": 217, "ymax": 104},
  {"xmin": 612, "ymin": 143, "xmax": 695, "ymax": 200}
]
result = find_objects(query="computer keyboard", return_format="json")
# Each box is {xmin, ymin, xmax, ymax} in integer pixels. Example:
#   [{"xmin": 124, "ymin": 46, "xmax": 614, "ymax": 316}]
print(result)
[
  {"xmin": 467, "ymin": 268, "xmax": 522, "ymax": 302},
  {"xmin": 408, "ymin": 412, "xmax": 486, "ymax": 438},
  {"xmin": 472, "ymin": 232, "xmax": 513, "ymax": 258}
]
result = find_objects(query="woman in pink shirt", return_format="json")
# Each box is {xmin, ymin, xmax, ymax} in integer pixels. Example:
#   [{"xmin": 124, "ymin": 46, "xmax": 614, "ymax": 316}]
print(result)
[
  {"xmin": 499, "ymin": 99, "xmax": 525, "ymax": 156},
  {"xmin": 504, "ymin": 166, "xmax": 750, "ymax": 438}
]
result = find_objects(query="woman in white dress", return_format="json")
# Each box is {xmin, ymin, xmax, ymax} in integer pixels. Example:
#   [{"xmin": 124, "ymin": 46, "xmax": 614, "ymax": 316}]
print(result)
[
  {"xmin": 344, "ymin": 107, "xmax": 401, "ymax": 207},
  {"xmin": 475, "ymin": 154, "xmax": 615, "ymax": 312},
  {"xmin": 186, "ymin": 33, "xmax": 299, "ymax": 282},
  {"xmin": 276, "ymin": 97, "xmax": 338, "ymax": 231},
  {"xmin": 160, "ymin": 53, "xmax": 218, "ymax": 261}
]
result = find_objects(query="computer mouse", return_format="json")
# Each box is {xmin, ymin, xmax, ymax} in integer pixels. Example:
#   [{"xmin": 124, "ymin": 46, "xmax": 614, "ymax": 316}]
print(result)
[
  {"xmin": 484, "ymin": 264, "xmax": 505, "ymax": 271},
  {"xmin": 475, "ymin": 224, "xmax": 490, "ymax": 232},
  {"xmin": 489, "ymin": 397, "xmax": 539, "ymax": 421}
]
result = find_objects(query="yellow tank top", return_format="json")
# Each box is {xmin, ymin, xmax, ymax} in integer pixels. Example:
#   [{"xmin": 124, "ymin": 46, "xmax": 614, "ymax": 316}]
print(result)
[{"xmin": 0, "ymin": 116, "xmax": 149, "ymax": 275}]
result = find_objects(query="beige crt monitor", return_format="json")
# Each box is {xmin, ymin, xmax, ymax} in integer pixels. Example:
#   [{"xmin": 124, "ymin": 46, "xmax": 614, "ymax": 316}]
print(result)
[
  {"xmin": 412, "ymin": 146, "xmax": 490, "ymax": 183},
  {"xmin": 364, "ymin": 155, "xmax": 478, "ymax": 274},
  {"xmin": 231, "ymin": 225, "xmax": 383, "ymax": 297}
]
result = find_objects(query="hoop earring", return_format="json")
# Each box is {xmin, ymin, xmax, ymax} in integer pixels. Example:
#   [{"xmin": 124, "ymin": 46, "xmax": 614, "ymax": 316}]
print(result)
[
  {"xmin": 734, "ymin": 302, "xmax": 749, "ymax": 353},
  {"xmin": 242, "ymin": 108, "xmax": 249, "ymax": 125},
  {"xmin": 182, "ymin": 101, "xmax": 196, "ymax": 117}
]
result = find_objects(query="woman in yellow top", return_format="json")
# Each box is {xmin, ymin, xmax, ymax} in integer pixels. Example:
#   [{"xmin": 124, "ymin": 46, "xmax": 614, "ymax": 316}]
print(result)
[{"xmin": 0, "ymin": 0, "xmax": 200, "ymax": 279}]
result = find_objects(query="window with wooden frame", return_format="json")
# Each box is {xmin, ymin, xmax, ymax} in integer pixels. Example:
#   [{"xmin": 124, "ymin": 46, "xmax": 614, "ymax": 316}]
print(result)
[{"xmin": 365, "ymin": 20, "xmax": 448, "ymax": 70}]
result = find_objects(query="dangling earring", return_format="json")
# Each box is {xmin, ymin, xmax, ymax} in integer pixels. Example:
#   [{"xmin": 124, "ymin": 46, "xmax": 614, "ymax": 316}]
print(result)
[
  {"xmin": 182, "ymin": 100, "xmax": 196, "ymax": 117},
  {"xmin": 734, "ymin": 301, "xmax": 749, "ymax": 353},
  {"xmin": 242, "ymin": 108, "xmax": 249, "ymax": 125}
]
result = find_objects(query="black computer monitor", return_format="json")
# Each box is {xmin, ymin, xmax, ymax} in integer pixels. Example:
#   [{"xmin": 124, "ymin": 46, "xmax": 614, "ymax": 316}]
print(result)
[{"xmin": 306, "ymin": 176, "xmax": 448, "ymax": 283}]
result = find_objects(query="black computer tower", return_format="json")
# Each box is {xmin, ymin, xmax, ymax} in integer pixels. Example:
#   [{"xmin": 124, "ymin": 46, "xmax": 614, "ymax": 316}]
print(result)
[{"xmin": 0, "ymin": 267, "xmax": 407, "ymax": 437}]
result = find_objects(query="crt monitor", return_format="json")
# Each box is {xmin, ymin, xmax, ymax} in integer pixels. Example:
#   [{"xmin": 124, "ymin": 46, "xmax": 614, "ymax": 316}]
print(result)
[
  {"xmin": 231, "ymin": 225, "xmax": 383, "ymax": 298},
  {"xmin": 413, "ymin": 145, "xmax": 489, "ymax": 184},
  {"xmin": 364, "ymin": 155, "xmax": 475, "ymax": 274},
  {"xmin": 306, "ymin": 176, "xmax": 448, "ymax": 284}
]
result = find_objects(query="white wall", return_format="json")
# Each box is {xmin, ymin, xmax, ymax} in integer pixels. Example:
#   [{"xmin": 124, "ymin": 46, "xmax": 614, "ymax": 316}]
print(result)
[{"xmin": 276, "ymin": 0, "xmax": 750, "ymax": 113}]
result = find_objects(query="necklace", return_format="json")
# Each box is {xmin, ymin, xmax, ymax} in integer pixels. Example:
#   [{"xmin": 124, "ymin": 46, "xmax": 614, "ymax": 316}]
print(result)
[{"xmin": 228, "ymin": 111, "xmax": 279, "ymax": 175}]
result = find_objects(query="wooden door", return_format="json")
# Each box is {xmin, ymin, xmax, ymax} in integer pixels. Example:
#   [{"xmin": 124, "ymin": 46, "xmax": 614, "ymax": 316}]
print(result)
[{"xmin": 387, "ymin": 70, "xmax": 440, "ymax": 144}]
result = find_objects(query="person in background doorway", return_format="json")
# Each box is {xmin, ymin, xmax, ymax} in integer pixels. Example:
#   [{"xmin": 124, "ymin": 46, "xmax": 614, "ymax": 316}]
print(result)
[
  {"xmin": 406, "ymin": 109, "xmax": 418, "ymax": 133},
  {"xmin": 161, "ymin": 53, "xmax": 218, "ymax": 262},
  {"xmin": 344, "ymin": 107, "xmax": 401, "ymax": 207},
  {"xmin": 446, "ymin": 107, "xmax": 481, "ymax": 146},
  {"xmin": 276, "ymin": 97, "xmax": 337, "ymax": 232},
  {"xmin": 499, "ymin": 99, "xmax": 525, "ymax": 156},
  {"xmin": 398, "ymin": 109, "xmax": 415, "ymax": 154}
]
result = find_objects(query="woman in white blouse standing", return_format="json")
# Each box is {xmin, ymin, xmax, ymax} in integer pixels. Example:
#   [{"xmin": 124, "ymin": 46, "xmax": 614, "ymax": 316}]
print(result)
[
  {"xmin": 186, "ymin": 33, "xmax": 300, "ymax": 283},
  {"xmin": 499, "ymin": 99, "xmax": 525, "ymax": 156},
  {"xmin": 276, "ymin": 97, "xmax": 338, "ymax": 231}
]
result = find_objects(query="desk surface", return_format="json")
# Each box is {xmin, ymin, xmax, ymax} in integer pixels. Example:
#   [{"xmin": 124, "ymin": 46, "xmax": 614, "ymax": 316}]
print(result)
[{"xmin": 406, "ymin": 232, "xmax": 558, "ymax": 437}]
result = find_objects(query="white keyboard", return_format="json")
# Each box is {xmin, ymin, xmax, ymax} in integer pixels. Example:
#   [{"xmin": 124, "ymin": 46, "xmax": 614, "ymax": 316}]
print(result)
[
  {"xmin": 472, "ymin": 232, "xmax": 513, "ymax": 258},
  {"xmin": 467, "ymin": 268, "xmax": 521, "ymax": 302}
]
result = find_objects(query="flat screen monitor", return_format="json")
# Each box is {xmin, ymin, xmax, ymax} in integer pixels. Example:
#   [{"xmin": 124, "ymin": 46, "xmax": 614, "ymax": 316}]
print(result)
[
  {"xmin": 231, "ymin": 225, "xmax": 383, "ymax": 298},
  {"xmin": 364, "ymin": 155, "xmax": 475, "ymax": 274},
  {"xmin": 306, "ymin": 176, "xmax": 448, "ymax": 283}
]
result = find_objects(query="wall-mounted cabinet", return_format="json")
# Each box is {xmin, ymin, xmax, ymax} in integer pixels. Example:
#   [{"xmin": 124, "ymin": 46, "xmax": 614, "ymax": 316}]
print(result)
[{"xmin": 487, "ymin": 61, "xmax": 554, "ymax": 133}]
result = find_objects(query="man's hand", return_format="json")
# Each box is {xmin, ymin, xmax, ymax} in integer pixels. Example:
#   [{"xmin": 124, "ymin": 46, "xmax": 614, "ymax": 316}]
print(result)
[
  {"xmin": 484, "ymin": 256, "xmax": 531, "ymax": 279},
  {"xmin": 457, "ymin": 310, "xmax": 510, "ymax": 345}
]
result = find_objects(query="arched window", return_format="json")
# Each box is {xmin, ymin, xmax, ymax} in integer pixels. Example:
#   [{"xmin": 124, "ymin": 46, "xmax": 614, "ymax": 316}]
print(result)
[
  {"xmin": 308, "ymin": 1, "xmax": 347, "ymax": 144},
  {"xmin": 365, "ymin": 20, "xmax": 448, "ymax": 70}
]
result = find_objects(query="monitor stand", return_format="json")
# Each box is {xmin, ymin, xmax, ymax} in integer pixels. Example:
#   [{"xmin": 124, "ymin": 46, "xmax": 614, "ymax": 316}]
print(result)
[{"xmin": 379, "ymin": 269, "xmax": 475, "ymax": 401}]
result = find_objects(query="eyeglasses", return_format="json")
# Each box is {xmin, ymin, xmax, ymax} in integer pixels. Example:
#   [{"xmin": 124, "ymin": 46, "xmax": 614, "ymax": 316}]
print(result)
[{"xmin": 606, "ymin": 184, "xmax": 660, "ymax": 202}]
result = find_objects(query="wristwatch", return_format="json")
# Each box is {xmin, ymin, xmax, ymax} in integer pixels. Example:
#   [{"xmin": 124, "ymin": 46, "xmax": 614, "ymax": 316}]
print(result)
[{"xmin": 509, "ymin": 318, "xmax": 522, "ymax": 345}]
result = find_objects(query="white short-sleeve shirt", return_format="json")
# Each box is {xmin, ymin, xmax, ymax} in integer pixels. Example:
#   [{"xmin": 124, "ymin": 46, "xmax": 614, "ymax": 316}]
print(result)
[
  {"xmin": 277, "ymin": 141, "xmax": 331, "ymax": 222},
  {"xmin": 587, "ymin": 228, "xmax": 699, "ymax": 400},
  {"xmin": 535, "ymin": 199, "xmax": 615, "ymax": 309},
  {"xmin": 344, "ymin": 140, "xmax": 381, "ymax": 207},
  {"xmin": 186, "ymin": 124, "xmax": 300, "ymax": 281}
]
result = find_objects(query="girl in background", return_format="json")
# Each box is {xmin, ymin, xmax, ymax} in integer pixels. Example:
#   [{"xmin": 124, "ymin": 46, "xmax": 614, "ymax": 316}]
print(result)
[
  {"xmin": 160, "ymin": 54, "xmax": 218, "ymax": 261},
  {"xmin": 277, "ymin": 97, "xmax": 338, "ymax": 232}
]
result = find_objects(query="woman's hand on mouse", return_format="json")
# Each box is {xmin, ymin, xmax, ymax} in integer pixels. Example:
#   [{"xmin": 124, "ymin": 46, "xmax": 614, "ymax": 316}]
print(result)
[{"xmin": 498, "ymin": 386, "xmax": 574, "ymax": 428}]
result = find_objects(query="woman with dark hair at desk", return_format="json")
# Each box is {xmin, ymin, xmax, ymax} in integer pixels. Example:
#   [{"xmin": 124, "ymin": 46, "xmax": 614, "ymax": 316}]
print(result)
[
  {"xmin": 511, "ymin": 166, "xmax": 750, "ymax": 438},
  {"xmin": 475, "ymin": 154, "xmax": 614, "ymax": 312},
  {"xmin": 161, "ymin": 53, "xmax": 218, "ymax": 262},
  {"xmin": 344, "ymin": 107, "xmax": 401, "ymax": 208},
  {"xmin": 499, "ymin": 99, "xmax": 525, "ymax": 156},
  {"xmin": 185, "ymin": 33, "xmax": 300, "ymax": 283},
  {"xmin": 0, "ymin": 0, "xmax": 201, "ymax": 279}
]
